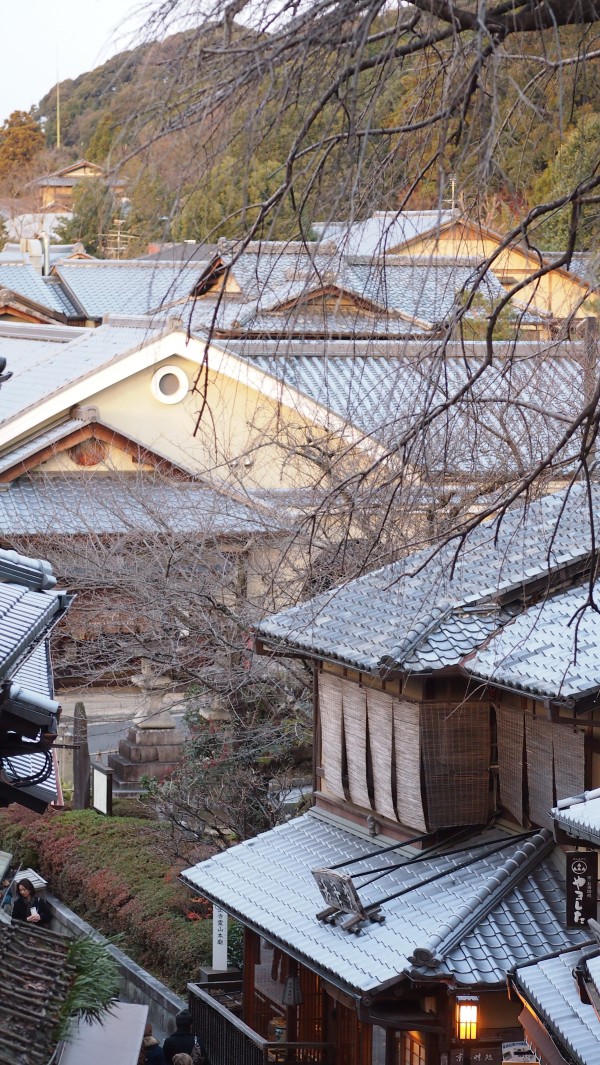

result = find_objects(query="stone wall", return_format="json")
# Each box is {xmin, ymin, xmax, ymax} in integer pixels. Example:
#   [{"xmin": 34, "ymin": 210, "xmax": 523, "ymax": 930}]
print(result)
[{"xmin": 47, "ymin": 893, "xmax": 186, "ymax": 1038}]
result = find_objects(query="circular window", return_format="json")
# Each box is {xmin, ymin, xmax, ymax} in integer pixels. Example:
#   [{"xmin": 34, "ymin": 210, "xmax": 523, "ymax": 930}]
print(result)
[{"xmin": 151, "ymin": 364, "xmax": 189, "ymax": 405}]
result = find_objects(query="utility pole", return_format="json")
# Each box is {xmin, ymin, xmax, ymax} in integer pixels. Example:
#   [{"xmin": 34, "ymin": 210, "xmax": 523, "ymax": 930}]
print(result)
[{"xmin": 56, "ymin": 79, "xmax": 61, "ymax": 149}]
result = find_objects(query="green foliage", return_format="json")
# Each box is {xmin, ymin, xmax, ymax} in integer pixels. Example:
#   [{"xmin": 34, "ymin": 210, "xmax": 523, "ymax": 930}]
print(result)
[
  {"xmin": 532, "ymin": 111, "xmax": 600, "ymax": 250},
  {"xmin": 0, "ymin": 110, "xmax": 45, "ymax": 178},
  {"xmin": 56, "ymin": 179, "xmax": 118, "ymax": 256},
  {"xmin": 0, "ymin": 805, "xmax": 214, "ymax": 992},
  {"xmin": 56, "ymin": 936, "xmax": 121, "ymax": 1040}
]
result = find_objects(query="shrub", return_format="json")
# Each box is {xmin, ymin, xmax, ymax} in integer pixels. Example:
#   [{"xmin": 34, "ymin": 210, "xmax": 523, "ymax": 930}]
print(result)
[{"xmin": 0, "ymin": 805, "xmax": 214, "ymax": 993}]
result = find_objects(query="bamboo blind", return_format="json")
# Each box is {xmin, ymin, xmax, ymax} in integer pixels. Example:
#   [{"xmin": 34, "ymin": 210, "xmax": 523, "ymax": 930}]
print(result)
[
  {"xmin": 394, "ymin": 699, "xmax": 428, "ymax": 831},
  {"xmin": 318, "ymin": 672, "xmax": 345, "ymax": 799},
  {"xmin": 496, "ymin": 705, "xmax": 526, "ymax": 825},
  {"xmin": 553, "ymin": 725, "xmax": 585, "ymax": 803},
  {"xmin": 366, "ymin": 688, "xmax": 396, "ymax": 822},
  {"xmin": 526, "ymin": 716, "xmax": 554, "ymax": 828},
  {"xmin": 342, "ymin": 683, "xmax": 372, "ymax": 809},
  {"xmin": 420, "ymin": 703, "xmax": 489, "ymax": 828}
]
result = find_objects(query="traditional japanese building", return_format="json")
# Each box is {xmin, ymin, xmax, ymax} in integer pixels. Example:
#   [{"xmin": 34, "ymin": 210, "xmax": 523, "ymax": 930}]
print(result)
[{"xmin": 181, "ymin": 483, "xmax": 600, "ymax": 1065}]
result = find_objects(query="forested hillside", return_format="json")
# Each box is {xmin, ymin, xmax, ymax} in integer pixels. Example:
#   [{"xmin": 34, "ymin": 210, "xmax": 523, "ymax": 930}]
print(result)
[{"xmin": 25, "ymin": 12, "xmax": 600, "ymax": 253}]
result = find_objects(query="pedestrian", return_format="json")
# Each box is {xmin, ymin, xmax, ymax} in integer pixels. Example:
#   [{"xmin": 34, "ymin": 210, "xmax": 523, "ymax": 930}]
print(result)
[
  {"xmin": 172, "ymin": 1056, "xmax": 193, "ymax": 1065},
  {"xmin": 139, "ymin": 1022, "xmax": 166, "ymax": 1065},
  {"xmin": 163, "ymin": 1010, "xmax": 208, "ymax": 1065},
  {"xmin": 11, "ymin": 878, "xmax": 52, "ymax": 926}
]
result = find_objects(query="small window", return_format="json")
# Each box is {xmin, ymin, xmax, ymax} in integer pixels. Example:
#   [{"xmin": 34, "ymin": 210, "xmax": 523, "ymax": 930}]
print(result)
[{"xmin": 151, "ymin": 364, "xmax": 189, "ymax": 404}]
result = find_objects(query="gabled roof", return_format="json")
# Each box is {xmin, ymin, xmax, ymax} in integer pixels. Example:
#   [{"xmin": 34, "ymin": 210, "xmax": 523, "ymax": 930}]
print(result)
[
  {"xmin": 465, "ymin": 582, "xmax": 600, "ymax": 700},
  {"xmin": 0, "ymin": 323, "xmax": 160, "ymax": 432},
  {"xmin": 0, "ymin": 418, "xmax": 193, "ymax": 482},
  {"xmin": 53, "ymin": 260, "xmax": 208, "ymax": 319},
  {"xmin": 256, "ymin": 484, "xmax": 600, "ymax": 674},
  {"xmin": 182, "ymin": 812, "xmax": 585, "ymax": 995},
  {"xmin": 514, "ymin": 946, "xmax": 600, "ymax": 1065},
  {"xmin": 209, "ymin": 245, "xmax": 512, "ymax": 331},
  {"xmin": 0, "ymin": 264, "xmax": 76, "ymax": 317}
]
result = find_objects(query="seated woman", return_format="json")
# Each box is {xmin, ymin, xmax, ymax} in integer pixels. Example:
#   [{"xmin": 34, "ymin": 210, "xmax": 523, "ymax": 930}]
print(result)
[{"xmin": 11, "ymin": 878, "xmax": 52, "ymax": 926}]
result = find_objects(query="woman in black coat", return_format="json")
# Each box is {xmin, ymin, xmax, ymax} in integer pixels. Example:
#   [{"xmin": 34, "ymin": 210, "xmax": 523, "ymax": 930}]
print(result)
[{"xmin": 11, "ymin": 878, "xmax": 52, "ymax": 926}]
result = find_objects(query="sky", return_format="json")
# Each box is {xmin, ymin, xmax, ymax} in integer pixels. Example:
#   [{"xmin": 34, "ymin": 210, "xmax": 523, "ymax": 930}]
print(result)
[{"xmin": 2, "ymin": 0, "xmax": 149, "ymax": 124}]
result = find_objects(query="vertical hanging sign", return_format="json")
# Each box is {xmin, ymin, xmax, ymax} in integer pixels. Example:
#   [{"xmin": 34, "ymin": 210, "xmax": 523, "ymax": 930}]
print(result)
[
  {"xmin": 566, "ymin": 852, "xmax": 598, "ymax": 928},
  {"xmin": 212, "ymin": 905, "xmax": 229, "ymax": 970}
]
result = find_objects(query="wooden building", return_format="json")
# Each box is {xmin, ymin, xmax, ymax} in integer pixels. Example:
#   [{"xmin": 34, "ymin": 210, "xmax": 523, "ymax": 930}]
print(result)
[{"xmin": 181, "ymin": 483, "xmax": 600, "ymax": 1065}]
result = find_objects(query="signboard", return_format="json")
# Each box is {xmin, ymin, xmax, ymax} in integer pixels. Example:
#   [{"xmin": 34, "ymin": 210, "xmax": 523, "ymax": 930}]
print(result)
[
  {"xmin": 312, "ymin": 868, "xmax": 365, "ymax": 916},
  {"xmin": 451, "ymin": 1050, "xmax": 503, "ymax": 1065},
  {"xmin": 91, "ymin": 763, "xmax": 113, "ymax": 816},
  {"xmin": 566, "ymin": 851, "xmax": 598, "ymax": 928},
  {"xmin": 212, "ymin": 905, "xmax": 228, "ymax": 971},
  {"xmin": 501, "ymin": 1042, "xmax": 538, "ymax": 1063}
]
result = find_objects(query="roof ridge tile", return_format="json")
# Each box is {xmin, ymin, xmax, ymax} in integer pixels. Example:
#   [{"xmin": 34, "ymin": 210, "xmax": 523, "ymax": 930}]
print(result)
[{"xmin": 408, "ymin": 829, "xmax": 554, "ymax": 968}]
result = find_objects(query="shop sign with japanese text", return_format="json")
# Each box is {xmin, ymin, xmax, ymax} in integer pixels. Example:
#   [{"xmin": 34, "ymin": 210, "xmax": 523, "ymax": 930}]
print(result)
[{"xmin": 566, "ymin": 851, "xmax": 598, "ymax": 928}]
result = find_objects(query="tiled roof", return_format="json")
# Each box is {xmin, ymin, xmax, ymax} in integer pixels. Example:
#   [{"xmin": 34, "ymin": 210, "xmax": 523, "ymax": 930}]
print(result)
[
  {"xmin": 0, "ymin": 474, "xmax": 276, "ymax": 536},
  {"xmin": 0, "ymin": 418, "xmax": 87, "ymax": 475},
  {"xmin": 0, "ymin": 548, "xmax": 68, "ymax": 811},
  {"xmin": 223, "ymin": 248, "xmax": 509, "ymax": 328},
  {"xmin": 2, "ymin": 641, "xmax": 59, "ymax": 806},
  {"xmin": 514, "ymin": 947, "xmax": 600, "ymax": 1065},
  {"xmin": 256, "ymin": 484, "xmax": 599, "ymax": 673},
  {"xmin": 54, "ymin": 261, "xmax": 206, "ymax": 318},
  {"xmin": 0, "ymin": 922, "xmax": 74, "ymax": 1065},
  {"xmin": 552, "ymin": 790, "xmax": 600, "ymax": 845},
  {"xmin": 182, "ymin": 811, "xmax": 586, "ymax": 994},
  {"xmin": 0, "ymin": 323, "xmax": 157, "ymax": 426},
  {"xmin": 312, "ymin": 211, "xmax": 457, "ymax": 256},
  {"xmin": 465, "ymin": 583, "xmax": 600, "ymax": 699},
  {"xmin": 210, "ymin": 339, "xmax": 584, "ymax": 472},
  {"xmin": 0, "ymin": 574, "xmax": 64, "ymax": 679},
  {"xmin": 0, "ymin": 264, "xmax": 71, "ymax": 316}
]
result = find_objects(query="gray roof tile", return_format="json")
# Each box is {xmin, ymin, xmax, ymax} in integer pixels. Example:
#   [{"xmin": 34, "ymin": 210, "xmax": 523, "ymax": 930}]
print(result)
[
  {"xmin": 313, "ymin": 211, "xmax": 457, "ymax": 257},
  {"xmin": 553, "ymin": 790, "xmax": 600, "ymax": 845},
  {"xmin": 182, "ymin": 812, "xmax": 586, "ymax": 994},
  {"xmin": 210, "ymin": 338, "xmax": 584, "ymax": 472},
  {"xmin": 466, "ymin": 583, "xmax": 600, "ymax": 699},
  {"xmin": 0, "ymin": 474, "xmax": 274, "ymax": 536},
  {"xmin": 0, "ymin": 264, "xmax": 71, "ymax": 316},
  {"xmin": 256, "ymin": 484, "xmax": 599, "ymax": 673},
  {"xmin": 0, "ymin": 418, "xmax": 87, "ymax": 474},
  {"xmin": 0, "ymin": 323, "xmax": 158, "ymax": 427},
  {"xmin": 55, "ymin": 261, "xmax": 206, "ymax": 318},
  {"xmin": 515, "ymin": 947, "xmax": 600, "ymax": 1065}
]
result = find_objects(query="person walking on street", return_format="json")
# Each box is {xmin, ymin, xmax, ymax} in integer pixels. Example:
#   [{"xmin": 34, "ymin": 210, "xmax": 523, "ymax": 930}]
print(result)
[{"xmin": 140, "ymin": 1022, "xmax": 166, "ymax": 1064}]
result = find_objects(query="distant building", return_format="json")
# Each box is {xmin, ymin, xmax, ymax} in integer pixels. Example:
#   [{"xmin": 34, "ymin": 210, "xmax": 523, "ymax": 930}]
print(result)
[{"xmin": 32, "ymin": 159, "xmax": 126, "ymax": 212}]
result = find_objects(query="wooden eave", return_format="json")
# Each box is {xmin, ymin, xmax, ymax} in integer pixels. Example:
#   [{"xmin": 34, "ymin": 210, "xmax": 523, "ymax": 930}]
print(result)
[
  {"xmin": 271, "ymin": 284, "xmax": 432, "ymax": 329},
  {"xmin": 0, "ymin": 288, "xmax": 66, "ymax": 326},
  {"xmin": 191, "ymin": 255, "xmax": 227, "ymax": 297},
  {"xmin": 0, "ymin": 421, "xmax": 193, "ymax": 483}
]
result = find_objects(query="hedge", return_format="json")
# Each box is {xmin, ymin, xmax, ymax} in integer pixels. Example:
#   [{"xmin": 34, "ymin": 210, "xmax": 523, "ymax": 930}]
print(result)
[{"xmin": 0, "ymin": 804, "xmax": 214, "ymax": 993}]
